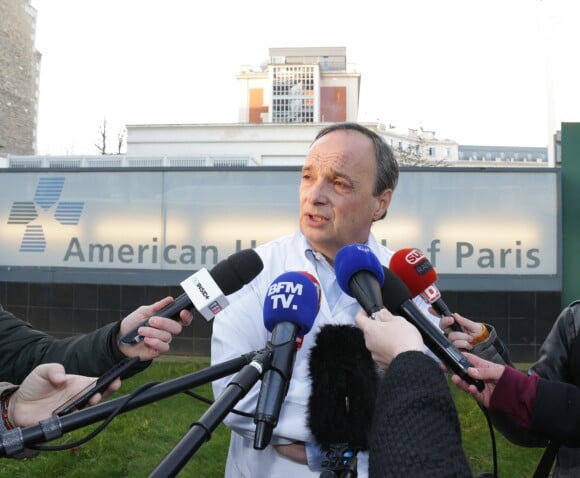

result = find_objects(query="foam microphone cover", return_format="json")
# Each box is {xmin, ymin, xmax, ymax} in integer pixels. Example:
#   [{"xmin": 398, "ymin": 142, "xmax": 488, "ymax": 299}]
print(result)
[
  {"xmin": 389, "ymin": 248, "xmax": 437, "ymax": 297},
  {"xmin": 214, "ymin": 248, "xmax": 265, "ymax": 294},
  {"xmin": 307, "ymin": 324, "xmax": 378, "ymax": 450}
]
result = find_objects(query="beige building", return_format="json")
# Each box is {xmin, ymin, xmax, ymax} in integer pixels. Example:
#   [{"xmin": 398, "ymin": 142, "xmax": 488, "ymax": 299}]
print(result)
[
  {"xmin": 0, "ymin": 0, "xmax": 40, "ymax": 156},
  {"xmin": 125, "ymin": 47, "xmax": 459, "ymax": 166},
  {"xmin": 1, "ymin": 45, "xmax": 461, "ymax": 167}
]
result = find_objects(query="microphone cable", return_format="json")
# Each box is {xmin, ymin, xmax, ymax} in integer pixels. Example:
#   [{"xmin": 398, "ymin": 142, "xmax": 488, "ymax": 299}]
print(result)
[
  {"xmin": 31, "ymin": 381, "xmax": 160, "ymax": 452},
  {"xmin": 476, "ymin": 404, "xmax": 498, "ymax": 478}
]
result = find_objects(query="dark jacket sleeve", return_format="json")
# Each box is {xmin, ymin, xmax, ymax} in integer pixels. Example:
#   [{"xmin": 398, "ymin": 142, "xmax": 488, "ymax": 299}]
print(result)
[
  {"xmin": 488, "ymin": 303, "xmax": 580, "ymax": 448},
  {"xmin": 368, "ymin": 351, "xmax": 472, "ymax": 478},
  {"xmin": 529, "ymin": 377, "xmax": 580, "ymax": 447},
  {"xmin": 0, "ymin": 306, "xmax": 149, "ymax": 384},
  {"xmin": 471, "ymin": 323, "xmax": 511, "ymax": 365}
]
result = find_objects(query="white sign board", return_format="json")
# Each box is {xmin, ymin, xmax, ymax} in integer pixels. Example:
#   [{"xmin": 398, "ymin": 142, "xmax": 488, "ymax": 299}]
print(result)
[{"xmin": 0, "ymin": 169, "xmax": 558, "ymax": 276}]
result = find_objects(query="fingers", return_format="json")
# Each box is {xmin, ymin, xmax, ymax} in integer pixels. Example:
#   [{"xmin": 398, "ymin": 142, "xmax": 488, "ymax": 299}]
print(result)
[
  {"xmin": 467, "ymin": 365, "xmax": 504, "ymax": 382},
  {"xmin": 87, "ymin": 377, "xmax": 122, "ymax": 406},
  {"xmin": 151, "ymin": 296, "xmax": 174, "ymax": 312},
  {"xmin": 38, "ymin": 363, "xmax": 67, "ymax": 386},
  {"xmin": 446, "ymin": 336, "xmax": 473, "ymax": 351},
  {"xmin": 354, "ymin": 309, "xmax": 373, "ymax": 329},
  {"xmin": 178, "ymin": 308, "xmax": 194, "ymax": 326},
  {"xmin": 439, "ymin": 315, "xmax": 454, "ymax": 328},
  {"xmin": 374, "ymin": 308, "xmax": 396, "ymax": 322},
  {"xmin": 147, "ymin": 316, "xmax": 183, "ymax": 336}
]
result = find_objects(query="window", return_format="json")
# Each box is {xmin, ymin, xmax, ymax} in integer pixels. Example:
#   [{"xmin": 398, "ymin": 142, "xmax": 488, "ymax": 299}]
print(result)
[{"xmin": 271, "ymin": 65, "xmax": 316, "ymax": 123}]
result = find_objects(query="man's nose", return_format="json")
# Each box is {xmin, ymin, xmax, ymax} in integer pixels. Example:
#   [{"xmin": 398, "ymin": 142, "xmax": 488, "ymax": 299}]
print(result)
[{"xmin": 306, "ymin": 180, "xmax": 329, "ymax": 203}]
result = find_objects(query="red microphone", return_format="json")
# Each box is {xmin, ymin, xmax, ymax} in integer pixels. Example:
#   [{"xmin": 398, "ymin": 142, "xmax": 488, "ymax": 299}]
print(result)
[{"xmin": 389, "ymin": 248, "xmax": 463, "ymax": 332}]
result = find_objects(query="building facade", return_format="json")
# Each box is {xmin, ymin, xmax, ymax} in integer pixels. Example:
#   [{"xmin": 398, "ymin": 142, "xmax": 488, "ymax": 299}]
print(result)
[
  {"xmin": 238, "ymin": 47, "xmax": 360, "ymax": 124},
  {"xmin": 0, "ymin": 0, "xmax": 40, "ymax": 156}
]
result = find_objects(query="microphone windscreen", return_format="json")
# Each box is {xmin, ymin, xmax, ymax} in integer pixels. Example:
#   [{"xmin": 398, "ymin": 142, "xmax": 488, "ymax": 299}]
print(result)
[
  {"xmin": 381, "ymin": 266, "xmax": 413, "ymax": 312},
  {"xmin": 308, "ymin": 324, "xmax": 378, "ymax": 450},
  {"xmin": 211, "ymin": 249, "xmax": 264, "ymax": 295},
  {"xmin": 263, "ymin": 271, "xmax": 320, "ymax": 336},
  {"xmin": 389, "ymin": 248, "xmax": 437, "ymax": 297},
  {"xmin": 335, "ymin": 244, "xmax": 385, "ymax": 296}
]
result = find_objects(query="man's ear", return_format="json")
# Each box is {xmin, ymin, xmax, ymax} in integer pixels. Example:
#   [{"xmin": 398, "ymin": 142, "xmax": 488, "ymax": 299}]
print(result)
[{"xmin": 373, "ymin": 189, "xmax": 393, "ymax": 221}]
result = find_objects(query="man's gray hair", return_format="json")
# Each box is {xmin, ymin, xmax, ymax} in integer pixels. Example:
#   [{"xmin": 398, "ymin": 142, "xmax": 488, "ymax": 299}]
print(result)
[{"xmin": 313, "ymin": 122, "xmax": 399, "ymax": 197}]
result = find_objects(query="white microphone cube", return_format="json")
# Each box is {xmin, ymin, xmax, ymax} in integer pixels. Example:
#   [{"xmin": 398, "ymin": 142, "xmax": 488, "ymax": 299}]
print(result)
[{"xmin": 180, "ymin": 268, "xmax": 229, "ymax": 321}]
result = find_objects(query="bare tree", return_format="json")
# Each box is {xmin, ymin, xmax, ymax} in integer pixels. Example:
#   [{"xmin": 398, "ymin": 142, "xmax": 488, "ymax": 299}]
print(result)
[
  {"xmin": 95, "ymin": 118, "xmax": 107, "ymax": 155},
  {"xmin": 95, "ymin": 119, "xmax": 127, "ymax": 155},
  {"xmin": 116, "ymin": 127, "xmax": 126, "ymax": 154}
]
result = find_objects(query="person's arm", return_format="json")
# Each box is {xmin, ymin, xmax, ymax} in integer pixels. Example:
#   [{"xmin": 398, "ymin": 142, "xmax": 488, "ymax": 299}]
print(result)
[
  {"xmin": 355, "ymin": 308, "xmax": 471, "ymax": 477},
  {"xmin": 0, "ymin": 298, "xmax": 193, "ymax": 384},
  {"xmin": 1, "ymin": 363, "xmax": 120, "ymax": 430},
  {"xmin": 531, "ymin": 303, "xmax": 580, "ymax": 382},
  {"xmin": 440, "ymin": 312, "xmax": 550, "ymax": 447},
  {"xmin": 355, "ymin": 309, "xmax": 422, "ymax": 368},
  {"xmin": 369, "ymin": 351, "xmax": 471, "ymax": 477},
  {"xmin": 453, "ymin": 353, "xmax": 580, "ymax": 448},
  {"xmin": 451, "ymin": 353, "xmax": 539, "ymax": 426},
  {"xmin": 440, "ymin": 313, "xmax": 511, "ymax": 365},
  {"xmin": 529, "ymin": 377, "xmax": 580, "ymax": 447}
]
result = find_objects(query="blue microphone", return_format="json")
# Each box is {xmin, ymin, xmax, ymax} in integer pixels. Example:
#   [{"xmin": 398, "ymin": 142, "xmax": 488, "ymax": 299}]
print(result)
[
  {"xmin": 253, "ymin": 271, "xmax": 320, "ymax": 450},
  {"xmin": 335, "ymin": 244, "xmax": 385, "ymax": 316}
]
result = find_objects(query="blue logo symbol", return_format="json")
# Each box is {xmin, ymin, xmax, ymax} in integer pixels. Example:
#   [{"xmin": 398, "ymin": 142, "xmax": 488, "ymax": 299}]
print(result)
[{"xmin": 7, "ymin": 177, "xmax": 84, "ymax": 252}]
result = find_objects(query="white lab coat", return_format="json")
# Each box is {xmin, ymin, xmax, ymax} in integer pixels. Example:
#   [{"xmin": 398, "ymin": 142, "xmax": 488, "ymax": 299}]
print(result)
[{"xmin": 211, "ymin": 231, "xmax": 439, "ymax": 478}]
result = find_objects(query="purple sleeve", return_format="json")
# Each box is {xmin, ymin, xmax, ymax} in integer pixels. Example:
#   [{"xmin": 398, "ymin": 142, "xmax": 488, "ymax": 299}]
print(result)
[{"xmin": 489, "ymin": 365, "xmax": 539, "ymax": 428}]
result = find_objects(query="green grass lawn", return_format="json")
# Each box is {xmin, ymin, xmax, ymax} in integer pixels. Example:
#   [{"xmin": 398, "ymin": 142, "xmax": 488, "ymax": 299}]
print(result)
[{"xmin": 3, "ymin": 357, "xmax": 545, "ymax": 477}]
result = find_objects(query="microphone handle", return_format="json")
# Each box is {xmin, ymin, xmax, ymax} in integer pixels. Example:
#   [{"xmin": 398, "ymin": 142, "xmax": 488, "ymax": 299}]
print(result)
[
  {"xmin": 400, "ymin": 300, "xmax": 484, "ymax": 391},
  {"xmin": 432, "ymin": 299, "xmax": 464, "ymax": 332},
  {"xmin": 119, "ymin": 293, "xmax": 192, "ymax": 345},
  {"xmin": 254, "ymin": 323, "xmax": 299, "ymax": 450}
]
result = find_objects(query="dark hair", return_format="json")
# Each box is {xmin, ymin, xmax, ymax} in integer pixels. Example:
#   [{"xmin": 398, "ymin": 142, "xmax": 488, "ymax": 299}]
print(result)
[{"xmin": 313, "ymin": 122, "xmax": 399, "ymax": 197}]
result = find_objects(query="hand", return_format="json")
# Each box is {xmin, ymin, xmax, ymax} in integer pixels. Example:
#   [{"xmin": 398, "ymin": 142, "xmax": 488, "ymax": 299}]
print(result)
[
  {"xmin": 118, "ymin": 297, "xmax": 194, "ymax": 360},
  {"xmin": 439, "ymin": 313, "xmax": 483, "ymax": 351},
  {"xmin": 355, "ymin": 308, "xmax": 423, "ymax": 367},
  {"xmin": 450, "ymin": 352, "xmax": 505, "ymax": 408},
  {"xmin": 274, "ymin": 442, "xmax": 307, "ymax": 464},
  {"xmin": 9, "ymin": 363, "xmax": 121, "ymax": 428}
]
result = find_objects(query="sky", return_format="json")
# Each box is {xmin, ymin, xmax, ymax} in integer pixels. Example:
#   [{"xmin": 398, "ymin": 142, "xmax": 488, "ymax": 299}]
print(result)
[{"xmin": 30, "ymin": 0, "xmax": 580, "ymax": 155}]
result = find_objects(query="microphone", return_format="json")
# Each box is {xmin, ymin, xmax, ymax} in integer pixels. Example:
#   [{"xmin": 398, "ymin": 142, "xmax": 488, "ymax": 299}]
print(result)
[
  {"xmin": 308, "ymin": 324, "xmax": 378, "ymax": 475},
  {"xmin": 335, "ymin": 243, "xmax": 385, "ymax": 316},
  {"xmin": 253, "ymin": 271, "xmax": 320, "ymax": 450},
  {"xmin": 120, "ymin": 249, "xmax": 264, "ymax": 345},
  {"xmin": 380, "ymin": 266, "xmax": 484, "ymax": 391},
  {"xmin": 389, "ymin": 248, "xmax": 463, "ymax": 332}
]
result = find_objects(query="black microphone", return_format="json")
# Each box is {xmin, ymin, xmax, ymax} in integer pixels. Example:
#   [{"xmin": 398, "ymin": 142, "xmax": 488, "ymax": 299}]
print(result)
[
  {"xmin": 308, "ymin": 324, "xmax": 378, "ymax": 476},
  {"xmin": 253, "ymin": 271, "xmax": 320, "ymax": 450},
  {"xmin": 380, "ymin": 266, "xmax": 484, "ymax": 392},
  {"xmin": 120, "ymin": 249, "xmax": 264, "ymax": 345}
]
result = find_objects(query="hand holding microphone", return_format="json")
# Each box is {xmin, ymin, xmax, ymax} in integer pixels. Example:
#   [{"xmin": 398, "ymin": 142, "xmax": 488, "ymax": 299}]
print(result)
[
  {"xmin": 355, "ymin": 309, "xmax": 423, "ymax": 368},
  {"xmin": 120, "ymin": 249, "xmax": 264, "ymax": 345},
  {"xmin": 334, "ymin": 244, "xmax": 484, "ymax": 392},
  {"xmin": 389, "ymin": 248, "xmax": 463, "ymax": 332}
]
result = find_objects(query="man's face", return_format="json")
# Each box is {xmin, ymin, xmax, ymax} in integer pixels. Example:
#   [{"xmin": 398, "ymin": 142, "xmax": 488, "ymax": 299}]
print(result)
[{"xmin": 299, "ymin": 129, "xmax": 392, "ymax": 261}]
